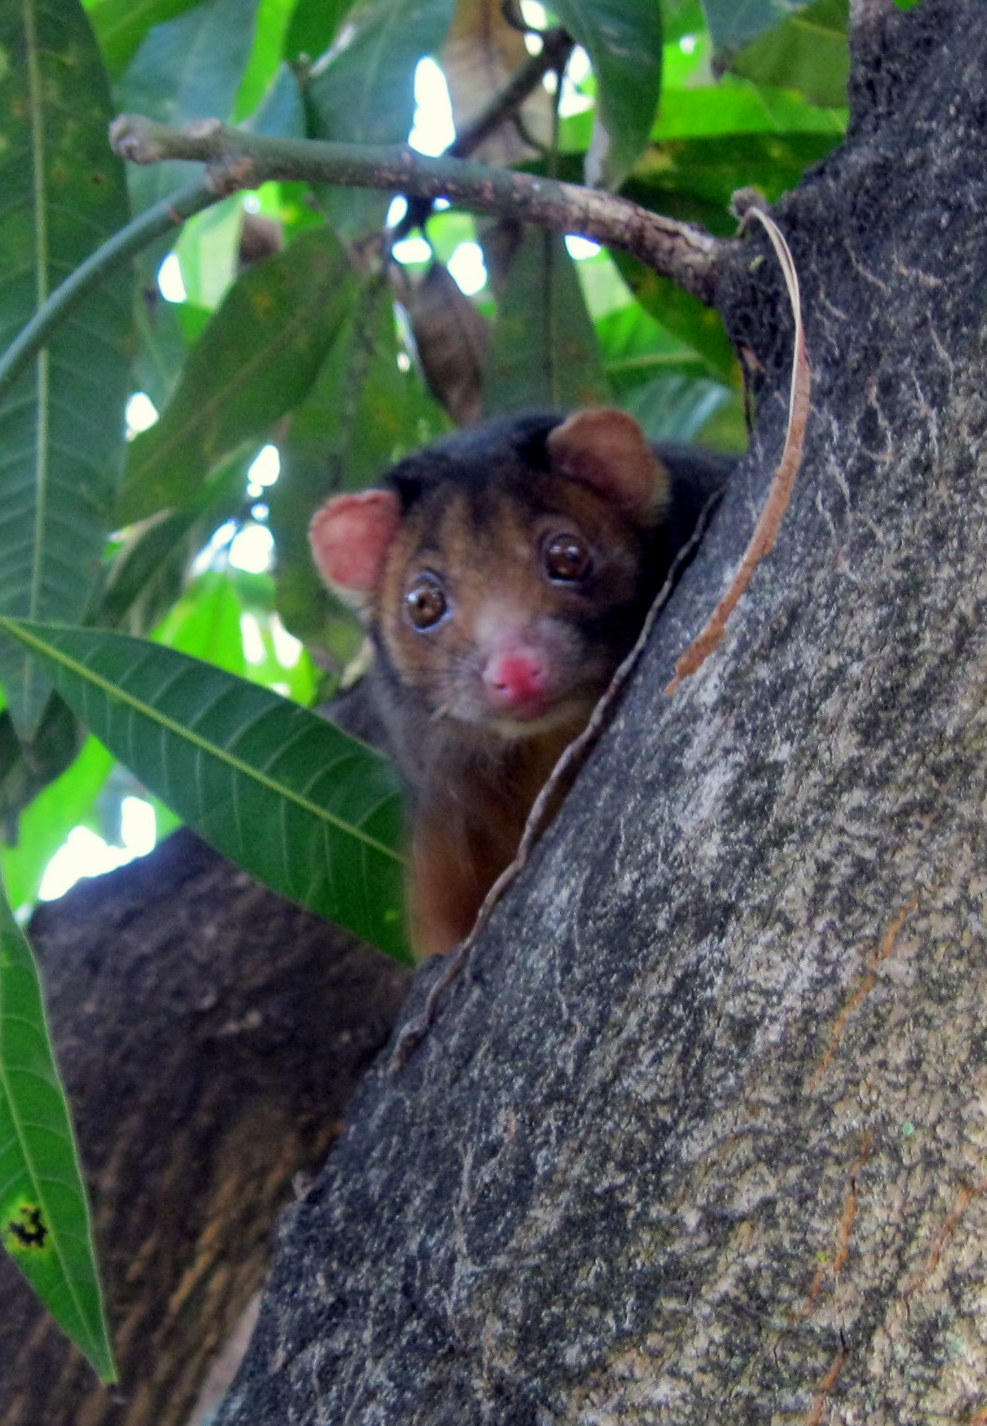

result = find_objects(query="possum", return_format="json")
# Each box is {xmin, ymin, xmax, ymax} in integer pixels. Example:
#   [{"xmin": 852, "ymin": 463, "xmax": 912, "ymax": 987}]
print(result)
[{"xmin": 310, "ymin": 407, "xmax": 732, "ymax": 956}]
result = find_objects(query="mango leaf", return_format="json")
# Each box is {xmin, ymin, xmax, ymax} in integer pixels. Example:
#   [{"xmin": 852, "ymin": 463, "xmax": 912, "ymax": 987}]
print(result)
[
  {"xmin": 89, "ymin": 0, "xmax": 202, "ymax": 73},
  {"xmin": 117, "ymin": 0, "xmax": 263, "ymax": 226},
  {"xmin": 152, "ymin": 570, "xmax": 251, "ymax": 675},
  {"xmin": 0, "ymin": 0, "xmax": 133, "ymax": 735},
  {"xmin": 0, "ymin": 878, "xmax": 115, "ymax": 1380},
  {"xmin": 305, "ymin": 0, "xmax": 456, "ymax": 236},
  {"xmin": 247, "ymin": 61, "xmax": 307, "ymax": 138},
  {"xmin": 285, "ymin": 0, "xmax": 356, "ymax": 61},
  {"xmin": 171, "ymin": 197, "xmax": 244, "ymax": 310},
  {"xmin": 0, "ymin": 736, "xmax": 115, "ymax": 912},
  {"xmin": 552, "ymin": 0, "xmax": 663, "ymax": 188},
  {"xmin": 0, "ymin": 620, "xmax": 411, "ymax": 962},
  {"xmin": 99, "ymin": 449, "xmax": 251, "ymax": 638},
  {"xmin": 485, "ymin": 231, "xmax": 607, "ymax": 415},
  {"xmin": 133, "ymin": 289, "xmax": 191, "ymax": 412},
  {"xmin": 0, "ymin": 699, "xmax": 85, "ymax": 832},
  {"xmin": 119, "ymin": 227, "xmax": 358, "ymax": 523},
  {"xmin": 596, "ymin": 297, "xmax": 730, "ymax": 394},
  {"xmin": 625, "ymin": 130, "xmax": 843, "ymax": 234},
  {"xmin": 235, "ymin": 0, "xmax": 299, "ymax": 120},
  {"xmin": 726, "ymin": 0, "xmax": 850, "ymax": 109},
  {"xmin": 701, "ymin": 0, "xmax": 798, "ymax": 50},
  {"xmin": 624, "ymin": 373, "xmax": 737, "ymax": 447},
  {"xmin": 402, "ymin": 261, "xmax": 487, "ymax": 425},
  {"xmin": 656, "ymin": 78, "xmax": 847, "ymax": 139},
  {"xmin": 611, "ymin": 259, "xmax": 739, "ymax": 381}
]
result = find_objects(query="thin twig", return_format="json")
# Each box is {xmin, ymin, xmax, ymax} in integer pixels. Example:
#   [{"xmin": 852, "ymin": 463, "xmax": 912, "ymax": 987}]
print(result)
[{"xmin": 391, "ymin": 25, "xmax": 575, "ymax": 241}]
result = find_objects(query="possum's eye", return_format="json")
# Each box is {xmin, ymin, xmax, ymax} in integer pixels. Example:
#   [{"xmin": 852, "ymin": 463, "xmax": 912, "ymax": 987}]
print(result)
[
  {"xmin": 405, "ymin": 572, "xmax": 449, "ymax": 629},
  {"xmin": 542, "ymin": 532, "xmax": 593, "ymax": 584}
]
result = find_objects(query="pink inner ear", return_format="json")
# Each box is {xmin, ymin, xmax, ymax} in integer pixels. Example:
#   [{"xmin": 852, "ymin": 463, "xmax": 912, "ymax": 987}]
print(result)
[
  {"xmin": 309, "ymin": 489, "xmax": 401, "ymax": 594},
  {"xmin": 546, "ymin": 407, "xmax": 670, "ymax": 517}
]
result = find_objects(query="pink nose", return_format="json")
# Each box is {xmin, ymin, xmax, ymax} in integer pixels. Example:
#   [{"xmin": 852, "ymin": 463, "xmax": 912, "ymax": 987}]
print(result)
[{"xmin": 484, "ymin": 652, "xmax": 548, "ymax": 712}]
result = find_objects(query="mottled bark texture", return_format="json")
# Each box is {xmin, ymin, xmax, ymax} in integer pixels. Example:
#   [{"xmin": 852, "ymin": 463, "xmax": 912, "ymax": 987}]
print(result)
[
  {"xmin": 215, "ymin": 2, "xmax": 987, "ymax": 1423},
  {"xmin": 0, "ymin": 831, "xmax": 409, "ymax": 1426}
]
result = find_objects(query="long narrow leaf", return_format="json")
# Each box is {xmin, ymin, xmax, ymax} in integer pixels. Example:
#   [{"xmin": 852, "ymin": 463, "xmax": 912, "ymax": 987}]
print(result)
[
  {"xmin": 0, "ymin": 0, "xmax": 133, "ymax": 733},
  {"xmin": 0, "ymin": 878, "xmax": 115, "ymax": 1381},
  {"xmin": 486, "ymin": 231, "xmax": 607, "ymax": 414},
  {"xmin": 552, "ymin": 0, "xmax": 663, "ymax": 187},
  {"xmin": 0, "ymin": 620, "xmax": 411, "ymax": 962},
  {"xmin": 119, "ymin": 227, "xmax": 358, "ymax": 522}
]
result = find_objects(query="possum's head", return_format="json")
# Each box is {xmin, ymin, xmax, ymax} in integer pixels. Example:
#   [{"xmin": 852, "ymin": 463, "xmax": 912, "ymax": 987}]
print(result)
[{"xmin": 309, "ymin": 408, "xmax": 670, "ymax": 738}]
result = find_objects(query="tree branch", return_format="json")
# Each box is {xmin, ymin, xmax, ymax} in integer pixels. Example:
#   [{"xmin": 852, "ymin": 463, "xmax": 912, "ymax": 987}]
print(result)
[{"xmin": 109, "ymin": 116, "xmax": 727, "ymax": 306}]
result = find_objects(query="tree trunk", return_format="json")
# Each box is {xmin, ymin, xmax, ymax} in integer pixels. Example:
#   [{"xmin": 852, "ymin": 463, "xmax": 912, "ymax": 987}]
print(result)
[
  {"xmin": 211, "ymin": 2, "xmax": 987, "ymax": 1421},
  {"xmin": 0, "ymin": 830, "xmax": 409, "ymax": 1426}
]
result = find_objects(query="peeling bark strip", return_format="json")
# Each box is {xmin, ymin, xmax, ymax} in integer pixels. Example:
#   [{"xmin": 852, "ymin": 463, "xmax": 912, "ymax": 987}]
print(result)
[{"xmin": 667, "ymin": 205, "xmax": 811, "ymax": 692}]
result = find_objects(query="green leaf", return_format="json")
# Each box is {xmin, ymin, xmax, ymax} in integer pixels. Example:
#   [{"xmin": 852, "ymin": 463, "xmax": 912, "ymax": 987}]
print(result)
[
  {"xmin": 727, "ymin": 0, "xmax": 850, "ymax": 108},
  {"xmin": 0, "ymin": 0, "xmax": 133, "ymax": 733},
  {"xmin": 117, "ymin": 0, "xmax": 263, "ymax": 224},
  {"xmin": 247, "ymin": 61, "xmax": 306, "ymax": 139},
  {"xmin": 119, "ymin": 227, "xmax": 358, "ymax": 522},
  {"xmin": 0, "ymin": 878, "xmax": 115, "ymax": 1380},
  {"xmin": 234, "ymin": 0, "xmax": 298, "ymax": 119},
  {"xmin": 152, "ymin": 570, "xmax": 251, "ymax": 675},
  {"xmin": 610, "ymin": 258, "xmax": 739, "ymax": 382},
  {"xmin": 552, "ymin": 0, "xmax": 663, "ymax": 188},
  {"xmin": 655, "ymin": 79, "xmax": 847, "ymax": 140},
  {"xmin": 701, "ymin": 0, "xmax": 794, "ymax": 50},
  {"xmin": 0, "ymin": 737, "xmax": 114, "ymax": 911},
  {"xmin": 89, "ymin": 0, "xmax": 202, "ymax": 74},
  {"xmin": 285, "ymin": 0, "xmax": 356, "ymax": 59},
  {"xmin": 0, "ymin": 697, "xmax": 86, "ymax": 835},
  {"xmin": 485, "ymin": 231, "xmax": 608, "ymax": 415},
  {"xmin": 305, "ymin": 0, "xmax": 456, "ymax": 236},
  {"xmin": 0, "ymin": 620, "xmax": 411, "ymax": 961},
  {"xmin": 625, "ymin": 129, "xmax": 843, "ymax": 234},
  {"xmin": 623, "ymin": 372, "xmax": 737, "ymax": 446},
  {"xmin": 133, "ymin": 289, "xmax": 190, "ymax": 412},
  {"xmin": 98, "ymin": 452, "xmax": 251, "ymax": 637}
]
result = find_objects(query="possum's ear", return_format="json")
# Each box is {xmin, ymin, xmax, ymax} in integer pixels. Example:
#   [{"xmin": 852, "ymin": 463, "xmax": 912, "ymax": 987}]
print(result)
[
  {"xmin": 309, "ymin": 490, "xmax": 402, "ymax": 596},
  {"xmin": 546, "ymin": 407, "xmax": 671, "ymax": 522}
]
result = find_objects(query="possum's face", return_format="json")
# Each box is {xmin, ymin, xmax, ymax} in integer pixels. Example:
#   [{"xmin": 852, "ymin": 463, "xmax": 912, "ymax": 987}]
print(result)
[
  {"xmin": 374, "ymin": 466, "xmax": 653, "ymax": 737},
  {"xmin": 310, "ymin": 408, "xmax": 671, "ymax": 740}
]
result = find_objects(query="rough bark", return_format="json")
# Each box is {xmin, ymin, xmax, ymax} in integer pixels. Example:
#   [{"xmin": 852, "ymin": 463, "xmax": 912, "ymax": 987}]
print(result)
[
  {"xmin": 212, "ymin": 2, "xmax": 987, "ymax": 1422},
  {"xmin": 0, "ymin": 830, "xmax": 409, "ymax": 1426}
]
